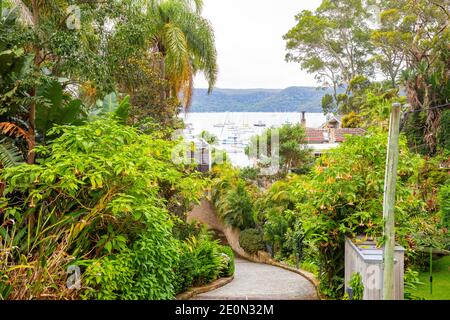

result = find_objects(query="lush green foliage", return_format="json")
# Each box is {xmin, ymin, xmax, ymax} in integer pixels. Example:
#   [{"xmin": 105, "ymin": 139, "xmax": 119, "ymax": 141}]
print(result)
[
  {"xmin": 344, "ymin": 272, "xmax": 364, "ymax": 300},
  {"xmin": 341, "ymin": 112, "xmax": 362, "ymax": 129},
  {"xmin": 0, "ymin": 0, "xmax": 218, "ymax": 165},
  {"xmin": 82, "ymin": 232, "xmax": 179, "ymax": 300},
  {"xmin": 211, "ymin": 165, "xmax": 257, "ymax": 230},
  {"xmin": 1, "ymin": 0, "xmax": 447, "ymax": 302},
  {"xmin": 239, "ymin": 228, "xmax": 265, "ymax": 255},
  {"xmin": 0, "ymin": 0, "xmax": 231, "ymax": 302},
  {"xmin": 404, "ymin": 268, "xmax": 424, "ymax": 300},
  {"xmin": 172, "ymin": 219, "xmax": 204, "ymax": 242},
  {"xmin": 255, "ymin": 177, "xmax": 301, "ymax": 255},
  {"xmin": 172, "ymin": 222, "xmax": 233, "ymax": 293},
  {"xmin": 439, "ymin": 181, "xmax": 450, "ymax": 229},
  {"xmin": 219, "ymin": 181, "xmax": 255, "ymax": 230},
  {"xmin": 239, "ymin": 167, "xmax": 261, "ymax": 181},
  {"xmin": 218, "ymin": 246, "xmax": 235, "ymax": 278},
  {"xmin": 252, "ymin": 131, "xmax": 446, "ymax": 298},
  {"xmin": 174, "ymin": 235, "xmax": 229, "ymax": 293}
]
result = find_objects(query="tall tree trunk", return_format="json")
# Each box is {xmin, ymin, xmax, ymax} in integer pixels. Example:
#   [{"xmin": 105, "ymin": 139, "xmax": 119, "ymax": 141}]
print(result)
[
  {"xmin": 27, "ymin": 87, "xmax": 36, "ymax": 164},
  {"xmin": 26, "ymin": 0, "xmax": 39, "ymax": 164}
]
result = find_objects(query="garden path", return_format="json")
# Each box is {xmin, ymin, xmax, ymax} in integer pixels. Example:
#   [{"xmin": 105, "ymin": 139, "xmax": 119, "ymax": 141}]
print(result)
[{"xmin": 192, "ymin": 258, "xmax": 318, "ymax": 300}]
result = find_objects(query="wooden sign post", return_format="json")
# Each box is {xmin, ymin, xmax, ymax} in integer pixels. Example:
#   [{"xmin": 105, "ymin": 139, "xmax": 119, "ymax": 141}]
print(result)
[{"xmin": 382, "ymin": 103, "xmax": 401, "ymax": 300}]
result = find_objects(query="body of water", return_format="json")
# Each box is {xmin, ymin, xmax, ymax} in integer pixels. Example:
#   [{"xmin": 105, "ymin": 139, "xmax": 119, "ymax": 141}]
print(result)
[{"xmin": 180, "ymin": 112, "xmax": 326, "ymax": 167}]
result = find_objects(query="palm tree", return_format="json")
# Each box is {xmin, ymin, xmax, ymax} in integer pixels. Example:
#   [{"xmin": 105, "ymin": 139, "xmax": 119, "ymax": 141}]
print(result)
[{"xmin": 147, "ymin": 0, "xmax": 217, "ymax": 109}]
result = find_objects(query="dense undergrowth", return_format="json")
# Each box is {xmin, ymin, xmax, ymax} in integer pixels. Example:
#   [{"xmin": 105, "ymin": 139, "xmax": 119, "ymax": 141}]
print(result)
[
  {"xmin": 210, "ymin": 130, "xmax": 449, "ymax": 299},
  {"xmin": 0, "ymin": 117, "xmax": 234, "ymax": 299}
]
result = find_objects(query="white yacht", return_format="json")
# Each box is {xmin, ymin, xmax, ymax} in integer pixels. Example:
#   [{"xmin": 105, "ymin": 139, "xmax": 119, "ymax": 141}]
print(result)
[{"xmin": 253, "ymin": 120, "xmax": 266, "ymax": 127}]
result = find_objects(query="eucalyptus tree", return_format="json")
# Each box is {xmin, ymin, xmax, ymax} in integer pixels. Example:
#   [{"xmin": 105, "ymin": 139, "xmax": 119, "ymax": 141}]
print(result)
[
  {"xmin": 284, "ymin": 0, "xmax": 374, "ymax": 110},
  {"xmin": 376, "ymin": 0, "xmax": 449, "ymax": 153}
]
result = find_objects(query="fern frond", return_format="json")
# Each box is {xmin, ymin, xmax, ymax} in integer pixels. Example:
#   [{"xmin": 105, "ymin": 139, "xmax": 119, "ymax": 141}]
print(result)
[{"xmin": 0, "ymin": 138, "xmax": 24, "ymax": 168}]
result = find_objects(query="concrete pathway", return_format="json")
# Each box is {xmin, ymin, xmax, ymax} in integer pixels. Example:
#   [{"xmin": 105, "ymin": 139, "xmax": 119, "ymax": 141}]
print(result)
[{"xmin": 192, "ymin": 258, "xmax": 318, "ymax": 300}]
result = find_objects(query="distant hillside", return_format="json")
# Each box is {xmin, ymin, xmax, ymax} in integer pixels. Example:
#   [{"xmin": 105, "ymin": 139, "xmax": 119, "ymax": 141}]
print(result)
[{"xmin": 190, "ymin": 87, "xmax": 331, "ymax": 112}]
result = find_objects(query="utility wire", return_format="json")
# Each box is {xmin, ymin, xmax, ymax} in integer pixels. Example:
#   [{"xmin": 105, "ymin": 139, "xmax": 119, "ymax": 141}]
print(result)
[
  {"xmin": 403, "ymin": 103, "xmax": 450, "ymax": 114},
  {"xmin": 399, "ymin": 102, "xmax": 450, "ymax": 133}
]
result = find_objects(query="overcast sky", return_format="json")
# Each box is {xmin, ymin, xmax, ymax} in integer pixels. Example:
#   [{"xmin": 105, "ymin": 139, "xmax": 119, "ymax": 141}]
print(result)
[{"xmin": 194, "ymin": 0, "xmax": 323, "ymax": 89}]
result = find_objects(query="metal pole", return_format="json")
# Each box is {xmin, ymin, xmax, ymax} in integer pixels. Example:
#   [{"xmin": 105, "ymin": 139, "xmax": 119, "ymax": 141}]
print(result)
[{"xmin": 382, "ymin": 103, "xmax": 401, "ymax": 300}]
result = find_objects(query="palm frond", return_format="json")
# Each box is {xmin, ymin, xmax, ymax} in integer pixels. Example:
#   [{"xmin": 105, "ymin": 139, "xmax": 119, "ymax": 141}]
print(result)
[
  {"xmin": 163, "ymin": 23, "xmax": 189, "ymax": 75},
  {"xmin": 0, "ymin": 122, "xmax": 32, "ymax": 144},
  {"xmin": 148, "ymin": 0, "xmax": 217, "ymax": 108},
  {"xmin": 176, "ymin": 12, "xmax": 217, "ymax": 92}
]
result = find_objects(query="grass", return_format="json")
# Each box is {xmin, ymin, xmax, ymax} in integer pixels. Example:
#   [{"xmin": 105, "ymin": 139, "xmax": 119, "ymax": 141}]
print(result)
[{"xmin": 412, "ymin": 255, "xmax": 450, "ymax": 300}]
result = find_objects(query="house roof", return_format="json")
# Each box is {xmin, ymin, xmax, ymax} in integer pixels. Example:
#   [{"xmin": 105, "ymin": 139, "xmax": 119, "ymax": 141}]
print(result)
[
  {"xmin": 306, "ymin": 128, "xmax": 328, "ymax": 143},
  {"xmin": 305, "ymin": 128, "xmax": 365, "ymax": 144},
  {"xmin": 320, "ymin": 113, "xmax": 342, "ymax": 128},
  {"xmin": 335, "ymin": 128, "xmax": 366, "ymax": 142}
]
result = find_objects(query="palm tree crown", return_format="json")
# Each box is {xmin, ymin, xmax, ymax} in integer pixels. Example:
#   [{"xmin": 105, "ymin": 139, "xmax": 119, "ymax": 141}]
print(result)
[{"xmin": 147, "ymin": 0, "xmax": 218, "ymax": 109}]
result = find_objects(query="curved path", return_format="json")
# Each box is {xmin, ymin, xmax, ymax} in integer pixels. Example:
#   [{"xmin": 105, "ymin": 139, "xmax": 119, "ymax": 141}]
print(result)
[{"xmin": 192, "ymin": 258, "xmax": 318, "ymax": 300}]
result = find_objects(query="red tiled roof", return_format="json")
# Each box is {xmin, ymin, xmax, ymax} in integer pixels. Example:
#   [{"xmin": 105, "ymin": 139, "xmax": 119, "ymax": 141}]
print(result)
[
  {"xmin": 305, "ymin": 128, "xmax": 326, "ymax": 143},
  {"xmin": 335, "ymin": 128, "xmax": 365, "ymax": 142}
]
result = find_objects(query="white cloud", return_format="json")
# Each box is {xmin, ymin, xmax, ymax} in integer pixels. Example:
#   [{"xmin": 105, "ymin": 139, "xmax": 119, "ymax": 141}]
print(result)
[{"xmin": 194, "ymin": 0, "xmax": 323, "ymax": 89}]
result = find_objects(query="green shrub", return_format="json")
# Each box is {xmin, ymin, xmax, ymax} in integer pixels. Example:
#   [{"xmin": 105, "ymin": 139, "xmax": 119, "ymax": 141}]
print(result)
[
  {"xmin": 173, "ymin": 234, "xmax": 228, "ymax": 293},
  {"xmin": 404, "ymin": 268, "xmax": 425, "ymax": 300},
  {"xmin": 82, "ymin": 228, "xmax": 179, "ymax": 300},
  {"xmin": 344, "ymin": 272, "xmax": 364, "ymax": 300},
  {"xmin": 239, "ymin": 167, "xmax": 260, "ymax": 181},
  {"xmin": 218, "ymin": 246, "xmax": 235, "ymax": 277},
  {"xmin": 239, "ymin": 228, "xmax": 265, "ymax": 254},
  {"xmin": 0, "ymin": 118, "xmax": 205, "ymax": 299},
  {"xmin": 437, "ymin": 109, "xmax": 450, "ymax": 151},
  {"xmin": 174, "ymin": 240, "xmax": 235, "ymax": 294},
  {"xmin": 218, "ymin": 180, "xmax": 255, "ymax": 230},
  {"xmin": 189, "ymin": 237, "xmax": 226, "ymax": 286},
  {"xmin": 173, "ymin": 242, "xmax": 197, "ymax": 294},
  {"xmin": 172, "ymin": 219, "xmax": 204, "ymax": 241},
  {"xmin": 403, "ymin": 111, "xmax": 431, "ymax": 155},
  {"xmin": 254, "ymin": 131, "xmax": 444, "ymax": 298}
]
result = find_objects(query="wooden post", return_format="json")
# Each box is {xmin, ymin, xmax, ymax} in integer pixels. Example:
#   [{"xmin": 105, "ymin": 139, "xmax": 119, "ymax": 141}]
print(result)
[{"xmin": 382, "ymin": 103, "xmax": 401, "ymax": 300}]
